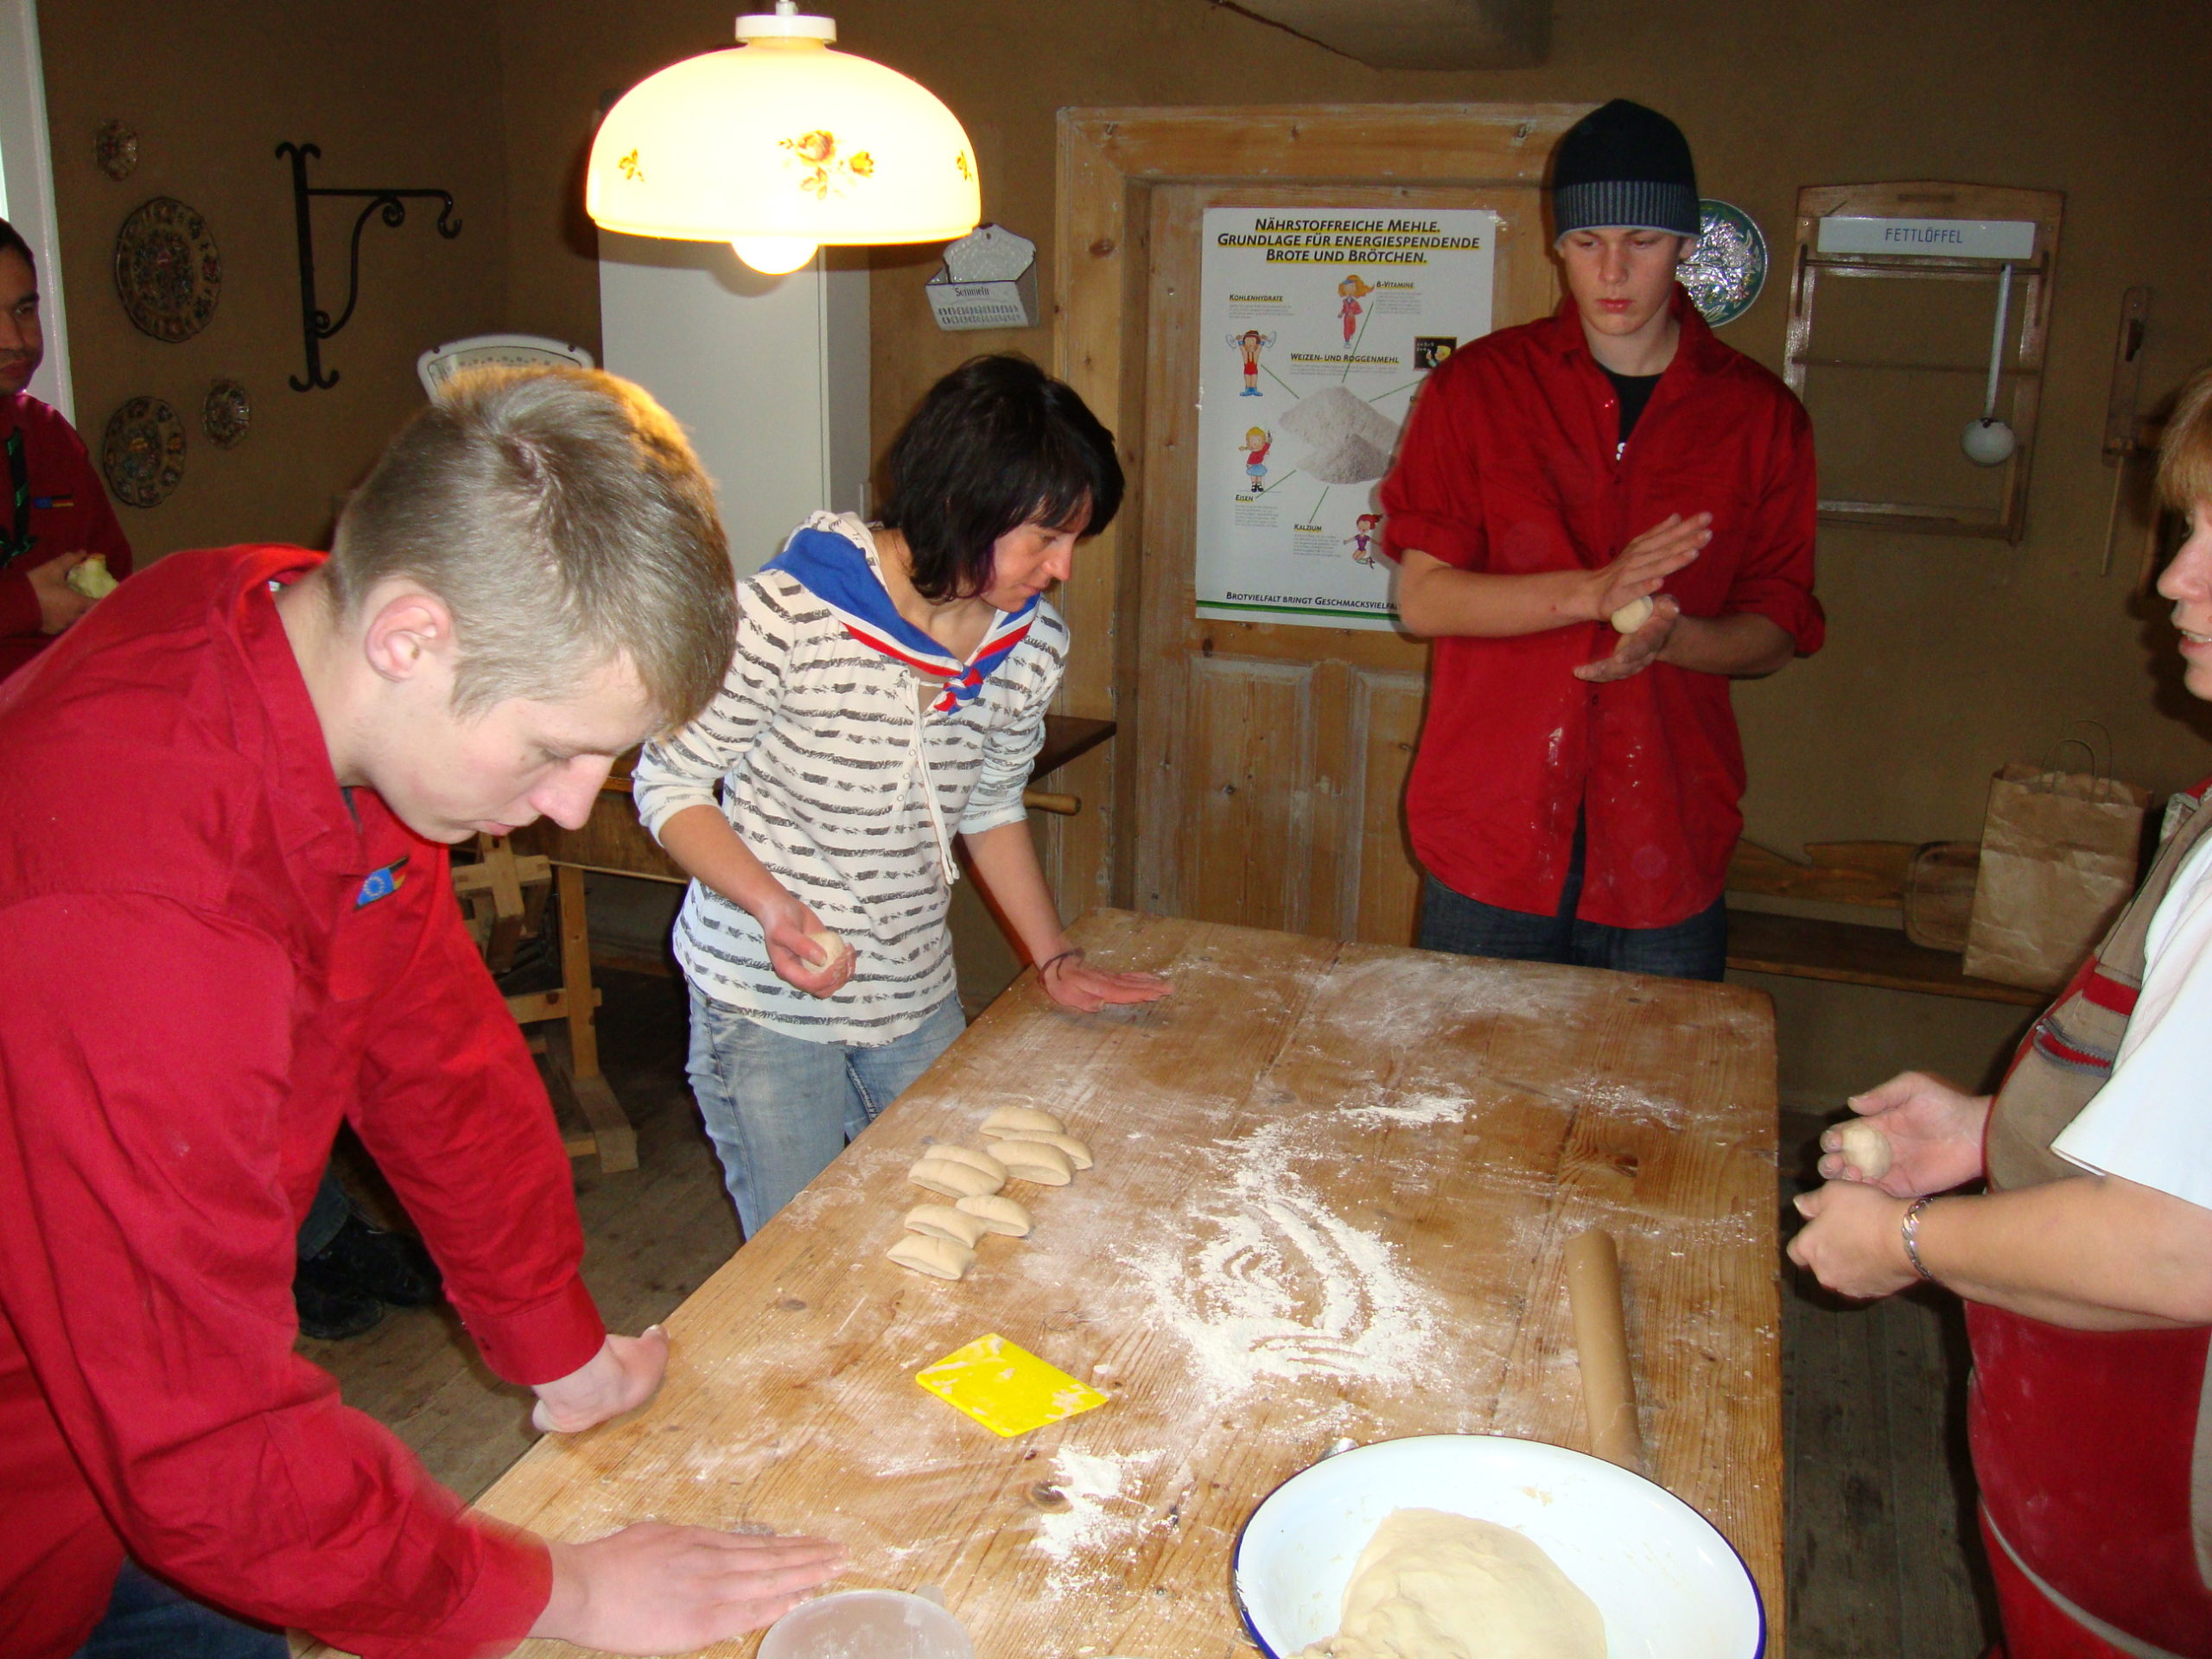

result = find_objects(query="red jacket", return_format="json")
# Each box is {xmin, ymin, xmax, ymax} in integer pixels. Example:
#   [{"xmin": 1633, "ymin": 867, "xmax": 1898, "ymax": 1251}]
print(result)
[
  {"xmin": 1379, "ymin": 290, "xmax": 1823, "ymax": 928},
  {"xmin": 0, "ymin": 547, "xmax": 602, "ymax": 1657},
  {"xmin": 0, "ymin": 391, "xmax": 133, "ymax": 681}
]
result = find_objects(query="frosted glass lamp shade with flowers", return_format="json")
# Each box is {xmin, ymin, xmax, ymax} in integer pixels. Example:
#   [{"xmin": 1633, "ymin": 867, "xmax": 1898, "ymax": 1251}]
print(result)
[{"xmin": 587, "ymin": 3, "xmax": 981, "ymax": 276}]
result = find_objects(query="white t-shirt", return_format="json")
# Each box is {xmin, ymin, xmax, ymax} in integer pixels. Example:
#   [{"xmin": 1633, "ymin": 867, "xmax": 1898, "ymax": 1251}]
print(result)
[{"xmin": 2051, "ymin": 831, "xmax": 2212, "ymax": 1209}]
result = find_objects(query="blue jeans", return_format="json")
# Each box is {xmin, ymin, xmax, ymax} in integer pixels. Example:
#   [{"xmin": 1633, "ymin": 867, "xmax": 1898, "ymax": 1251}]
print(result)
[
  {"xmin": 1416, "ymin": 823, "xmax": 1729, "ymax": 982},
  {"xmin": 686, "ymin": 990, "xmax": 966, "ymax": 1238},
  {"xmin": 73, "ymin": 1560, "xmax": 286, "ymax": 1659}
]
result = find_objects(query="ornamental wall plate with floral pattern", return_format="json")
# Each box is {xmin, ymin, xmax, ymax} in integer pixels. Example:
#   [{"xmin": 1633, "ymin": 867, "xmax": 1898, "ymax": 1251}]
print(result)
[
  {"xmin": 101, "ymin": 396, "xmax": 187, "ymax": 508},
  {"xmin": 1677, "ymin": 199, "xmax": 1768, "ymax": 328},
  {"xmin": 113, "ymin": 197, "xmax": 221, "ymax": 343},
  {"xmin": 201, "ymin": 378, "xmax": 251, "ymax": 450}
]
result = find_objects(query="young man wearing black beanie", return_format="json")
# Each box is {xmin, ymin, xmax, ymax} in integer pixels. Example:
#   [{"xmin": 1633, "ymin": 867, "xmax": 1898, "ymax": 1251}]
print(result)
[{"xmin": 1380, "ymin": 99, "xmax": 1823, "ymax": 980}]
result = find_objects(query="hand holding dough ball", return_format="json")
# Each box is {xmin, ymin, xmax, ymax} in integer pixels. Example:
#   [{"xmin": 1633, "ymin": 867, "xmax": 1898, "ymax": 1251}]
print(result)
[
  {"xmin": 1609, "ymin": 594, "xmax": 1655, "ymax": 633},
  {"xmin": 908, "ymin": 1156, "xmax": 1003, "ymax": 1199},
  {"xmin": 887, "ymin": 1233, "xmax": 974, "ymax": 1280},
  {"xmin": 801, "ymin": 928, "xmax": 850, "ymax": 969},
  {"xmin": 904, "ymin": 1204, "xmax": 991, "ymax": 1249},
  {"xmin": 955, "ymin": 1193, "xmax": 1033, "ymax": 1236},
  {"xmin": 987, "ymin": 1129, "xmax": 1091, "ymax": 1170},
  {"xmin": 1832, "ymin": 1118, "xmax": 1894, "ymax": 1181},
  {"xmin": 990, "ymin": 1138, "xmax": 1075, "ymax": 1185},
  {"xmin": 67, "ymin": 556, "xmax": 119, "ymax": 601},
  {"xmin": 982, "ymin": 1106, "xmax": 1065, "ymax": 1138}
]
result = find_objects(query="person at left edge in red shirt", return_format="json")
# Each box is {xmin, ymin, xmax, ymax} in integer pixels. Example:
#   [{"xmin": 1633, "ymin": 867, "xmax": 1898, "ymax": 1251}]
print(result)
[
  {"xmin": 0, "ymin": 366, "xmax": 846, "ymax": 1659},
  {"xmin": 0, "ymin": 215, "xmax": 132, "ymax": 681}
]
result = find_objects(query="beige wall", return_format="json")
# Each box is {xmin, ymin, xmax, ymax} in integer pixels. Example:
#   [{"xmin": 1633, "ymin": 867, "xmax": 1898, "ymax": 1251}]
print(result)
[
  {"xmin": 491, "ymin": 0, "xmax": 2212, "ymax": 849},
  {"xmin": 43, "ymin": 0, "xmax": 2212, "ymax": 1090},
  {"xmin": 41, "ymin": 0, "xmax": 512, "ymax": 560}
]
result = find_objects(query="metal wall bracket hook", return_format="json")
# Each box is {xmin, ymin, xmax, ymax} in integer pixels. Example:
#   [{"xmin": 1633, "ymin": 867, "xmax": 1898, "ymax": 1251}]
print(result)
[{"xmin": 277, "ymin": 142, "xmax": 462, "ymax": 391}]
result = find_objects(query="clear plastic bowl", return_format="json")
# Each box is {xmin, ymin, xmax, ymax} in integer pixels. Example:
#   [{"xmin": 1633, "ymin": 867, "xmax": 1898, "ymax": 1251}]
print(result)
[{"xmin": 758, "ymin": 1589, "xmax": 976, "ymax": 1659}]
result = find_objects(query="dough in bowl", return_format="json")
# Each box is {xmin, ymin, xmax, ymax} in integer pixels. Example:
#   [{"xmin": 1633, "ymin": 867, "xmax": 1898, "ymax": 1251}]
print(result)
[{"xmin": 1294, "ymin": 1507, "xmax": 1604, "ymax": 1659}]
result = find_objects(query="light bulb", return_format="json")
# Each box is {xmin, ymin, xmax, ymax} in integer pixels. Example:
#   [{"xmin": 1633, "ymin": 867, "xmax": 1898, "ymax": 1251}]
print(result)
[
  {"xmin": 1961, "ymin": 416, "xmax": 2017, "ymax": 467},
  {"xmin": 734, "ymin": 237, "xmax": 818, "ymax": 275}
]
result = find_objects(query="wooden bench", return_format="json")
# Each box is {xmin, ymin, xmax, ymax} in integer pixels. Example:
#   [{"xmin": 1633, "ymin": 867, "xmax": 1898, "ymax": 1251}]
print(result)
[{"xmin": 1724, "ymin": 840, "xmax": 2044, "ymax": 1007}]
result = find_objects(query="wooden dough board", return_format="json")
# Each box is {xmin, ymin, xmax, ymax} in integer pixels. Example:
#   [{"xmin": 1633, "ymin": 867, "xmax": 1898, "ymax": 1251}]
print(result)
[{"xmin": 461, "ymin": 910, "xmax": 1784, "ymax": 1658}]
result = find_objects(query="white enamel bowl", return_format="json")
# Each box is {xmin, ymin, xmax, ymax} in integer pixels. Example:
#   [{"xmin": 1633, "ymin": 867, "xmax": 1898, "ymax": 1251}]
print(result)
[{"xmin": 1232, "ymin": 1434, "xmax": 1764, "ymax": 1658}]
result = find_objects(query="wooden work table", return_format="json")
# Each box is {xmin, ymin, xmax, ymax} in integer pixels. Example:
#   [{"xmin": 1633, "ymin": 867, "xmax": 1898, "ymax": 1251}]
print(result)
[{"xmin": 475, "ymin": 909, "xmax": 1784, "ymax": 1657}]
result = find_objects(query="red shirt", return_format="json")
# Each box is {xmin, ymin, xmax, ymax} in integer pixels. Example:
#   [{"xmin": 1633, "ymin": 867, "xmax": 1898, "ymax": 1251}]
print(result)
[
  {"xmin": 1379, "ymin": 289, "xmax": 1823, "ymax": 928},
  {"xmin": 0, "ymin": 547, "xmax": 603, "ymax": 1657},
  {"xmin": 0, "ymin": 391, "xmax": 133, "ymax": 682}
]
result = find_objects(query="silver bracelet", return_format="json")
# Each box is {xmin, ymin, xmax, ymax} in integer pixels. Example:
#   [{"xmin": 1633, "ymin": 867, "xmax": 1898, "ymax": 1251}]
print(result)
[{"xmin": 1900, "ymin": 1195, "xmax": 1941, "ymax": 1283}]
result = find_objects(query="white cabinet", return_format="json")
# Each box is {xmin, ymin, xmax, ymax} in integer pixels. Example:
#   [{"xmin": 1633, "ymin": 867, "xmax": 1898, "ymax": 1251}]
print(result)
[{"xmin": 597, "ymin": 232, "xmax": 869, "ymax": 575}]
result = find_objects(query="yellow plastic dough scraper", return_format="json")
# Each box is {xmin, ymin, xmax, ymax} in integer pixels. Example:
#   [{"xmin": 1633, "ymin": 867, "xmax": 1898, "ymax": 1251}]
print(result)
[{"xmin": 914, "ymin": 1333, "xmax": 1109, "ymax": 1437}]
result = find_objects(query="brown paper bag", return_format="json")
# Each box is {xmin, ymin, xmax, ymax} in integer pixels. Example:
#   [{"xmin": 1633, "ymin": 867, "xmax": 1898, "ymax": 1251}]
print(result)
[{"xmin": 1964, "ymin": 762, "xmax": 2150, "ymax": 991}]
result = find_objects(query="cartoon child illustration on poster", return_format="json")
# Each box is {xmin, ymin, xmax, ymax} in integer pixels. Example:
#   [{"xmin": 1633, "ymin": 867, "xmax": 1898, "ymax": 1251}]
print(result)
[
  {"xmin": 1239, "ymin": 426, "xmax": 1273, "ymax": 493},
  {"xmin": 1338, "ymin": 270, "xmax": 1375, "ymax": 345},
  {"xmin": 1344, "ymin": 512, "xmax": 1382, "ymax": 564},
  {"xmin": 1227, "ymin": 328, "xmax": 1276, "ymax": 396}
]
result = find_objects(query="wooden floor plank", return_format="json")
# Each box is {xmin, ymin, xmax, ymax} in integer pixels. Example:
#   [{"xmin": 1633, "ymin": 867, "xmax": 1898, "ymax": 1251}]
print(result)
[{"xmin": 1880, "ymin": 1288, "xmax": 1994, "ymax": 1656}]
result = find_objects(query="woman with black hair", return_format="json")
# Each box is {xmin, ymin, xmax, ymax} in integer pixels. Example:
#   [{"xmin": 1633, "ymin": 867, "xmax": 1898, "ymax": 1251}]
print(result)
[{"xmin": 633, "ymin": 354, "xmax": 1169, "ymax": 1238}]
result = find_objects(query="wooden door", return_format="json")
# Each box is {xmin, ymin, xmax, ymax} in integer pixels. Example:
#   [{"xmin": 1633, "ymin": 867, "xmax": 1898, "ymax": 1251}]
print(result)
[
  {"xmin": 1049, "ymin": 105, "xmax": 1588, "ymax": 939},
  {"xmin": 1131, "ymin": 180, "xmax": 1555, "ymax": 943}
]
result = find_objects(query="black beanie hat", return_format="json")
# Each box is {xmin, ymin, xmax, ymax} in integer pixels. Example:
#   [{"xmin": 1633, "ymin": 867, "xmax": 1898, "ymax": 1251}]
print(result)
[{"xmin": 1551, "ymin": 99, "xmax": 1700, "ymax": 239}]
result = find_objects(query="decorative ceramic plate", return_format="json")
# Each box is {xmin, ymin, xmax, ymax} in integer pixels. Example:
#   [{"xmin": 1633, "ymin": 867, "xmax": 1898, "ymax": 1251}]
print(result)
[
  {"xmin": 113, "ymin": 197, "xmax": 221, "ymax": 343},
  {"xmin": 1678, "ymin": 199, "xmax": 1769, "ymax": 328},
  {"xmin": 101, "ymin": 396, "xmax": 187, "ymax": 508},
  {"xmin": 96, "ymin": 119, "xmax": 139, "ymax": 181},
  {"xmin": 201, "ymin": 378, "xmax": 251, "ymax": 449}
]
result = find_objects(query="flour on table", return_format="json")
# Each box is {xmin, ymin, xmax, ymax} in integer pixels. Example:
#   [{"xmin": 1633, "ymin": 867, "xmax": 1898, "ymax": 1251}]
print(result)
[
  {"xmin": 1031, "ymin": 1446, "xmax": 1165, "ymax": 1593},
  {"xmin": 1119, "ymin": 1116, "xmax": 1446, "ymax": 1400}
]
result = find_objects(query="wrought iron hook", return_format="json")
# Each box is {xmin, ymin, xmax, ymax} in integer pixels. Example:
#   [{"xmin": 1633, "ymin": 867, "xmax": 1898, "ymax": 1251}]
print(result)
[{"xmin": 277, "ymin": 142, "xmax": 462, "ymax": 391}]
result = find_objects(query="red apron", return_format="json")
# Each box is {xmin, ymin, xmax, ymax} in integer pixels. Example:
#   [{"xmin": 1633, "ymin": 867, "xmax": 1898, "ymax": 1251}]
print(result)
[{"xmin": 1972, "ymin": 780, "xmax": 2212, "ymax": 1656}]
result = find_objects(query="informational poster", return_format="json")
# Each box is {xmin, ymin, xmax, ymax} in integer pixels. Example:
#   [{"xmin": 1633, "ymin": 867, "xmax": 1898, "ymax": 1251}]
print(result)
[{"xmin": 1195, "ymin": 207, "xmax": 1497, "ymax": 631}]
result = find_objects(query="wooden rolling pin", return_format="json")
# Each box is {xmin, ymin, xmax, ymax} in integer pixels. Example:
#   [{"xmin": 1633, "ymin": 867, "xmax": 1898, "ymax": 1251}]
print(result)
[
  {"xmin": 1565, "ymin": 1227, "xmax": 1645, "ymax": 1474},
  {"xmin": 1021, "ymin": 789, "xmax": 1081, "ymax": 816}
]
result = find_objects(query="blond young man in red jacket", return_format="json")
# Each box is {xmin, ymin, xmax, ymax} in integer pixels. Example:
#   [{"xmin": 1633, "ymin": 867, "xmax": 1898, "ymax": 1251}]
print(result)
[{"xmin": 0, "ymin": 369, "xmax": 843, "ymax": 1658}]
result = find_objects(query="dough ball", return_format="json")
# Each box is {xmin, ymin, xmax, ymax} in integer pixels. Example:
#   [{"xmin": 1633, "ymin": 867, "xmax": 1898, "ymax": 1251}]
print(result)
[
  {"xmin": 1609, "ymin": 594, "xmax": 1655, "ymax": 634},
  {"xmin": 887, "ymin": 1233, "xmax": 974, "ymax": 1280},
  {"xmin": 981, "ymin": 1105, "xmax": 1065, "ymax": 1138},
  {"xmin": 987, "ymin": 1129, "xmax": 1091, "ymax": 1170},
  {"xmin": 67, "ymin": 556, "xmax": 119, "ymax": 600},
  {"xmin": 1295, "ymin": 1507, "xmax": 1604, "ymax": 1659},
  {"xmin": 989, "ymin": 1138, "xmax": 1075, "ymax": 1185},
  {"xmin": 801, "ymin": 928, "xmax": 851, "ymax": 969},
  {"xmin": 908, "ymin": 1156, "xmax": 1002, "ymax": 1199},
  {"xmin": 904, "ymin": 1204, "xmax": 991, "ymax": 1248},
  {"xmin": 955, "ymin": 1193, "xmax": 1033, "ymax": 1236},
  {"xmin": 925, "ymin": 1143, "xmax": 1008, "ymax": 1183},
  {"xmin": 1835, "ymin": 1118, "xmax": 1894, "ymax": 1181}
]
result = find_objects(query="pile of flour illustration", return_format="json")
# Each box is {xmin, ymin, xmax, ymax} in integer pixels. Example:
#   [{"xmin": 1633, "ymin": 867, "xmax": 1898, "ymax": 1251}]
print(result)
[{"xmin": 1276, "ymin": 385, "xmax": 1401, "ymax": 485}]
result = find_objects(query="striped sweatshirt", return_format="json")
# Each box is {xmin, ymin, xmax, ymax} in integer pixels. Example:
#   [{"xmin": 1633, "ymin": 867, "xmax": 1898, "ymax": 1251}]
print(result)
[{"xmin": 632, "ymin": 513, "xmax": 1067, "ymax": 1045}]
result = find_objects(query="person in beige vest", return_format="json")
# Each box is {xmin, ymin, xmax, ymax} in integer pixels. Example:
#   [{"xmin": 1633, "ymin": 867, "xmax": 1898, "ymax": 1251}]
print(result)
[{"xmin": 1789, "ymin": 365, "xmax": 2212, "ymax": 1657}]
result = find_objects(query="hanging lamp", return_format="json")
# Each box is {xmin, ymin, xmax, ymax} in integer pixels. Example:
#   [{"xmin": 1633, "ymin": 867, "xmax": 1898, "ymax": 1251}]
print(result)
[{"xmin": 586, "ymin": 3, "xmax": 981, "ymax": 275}]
